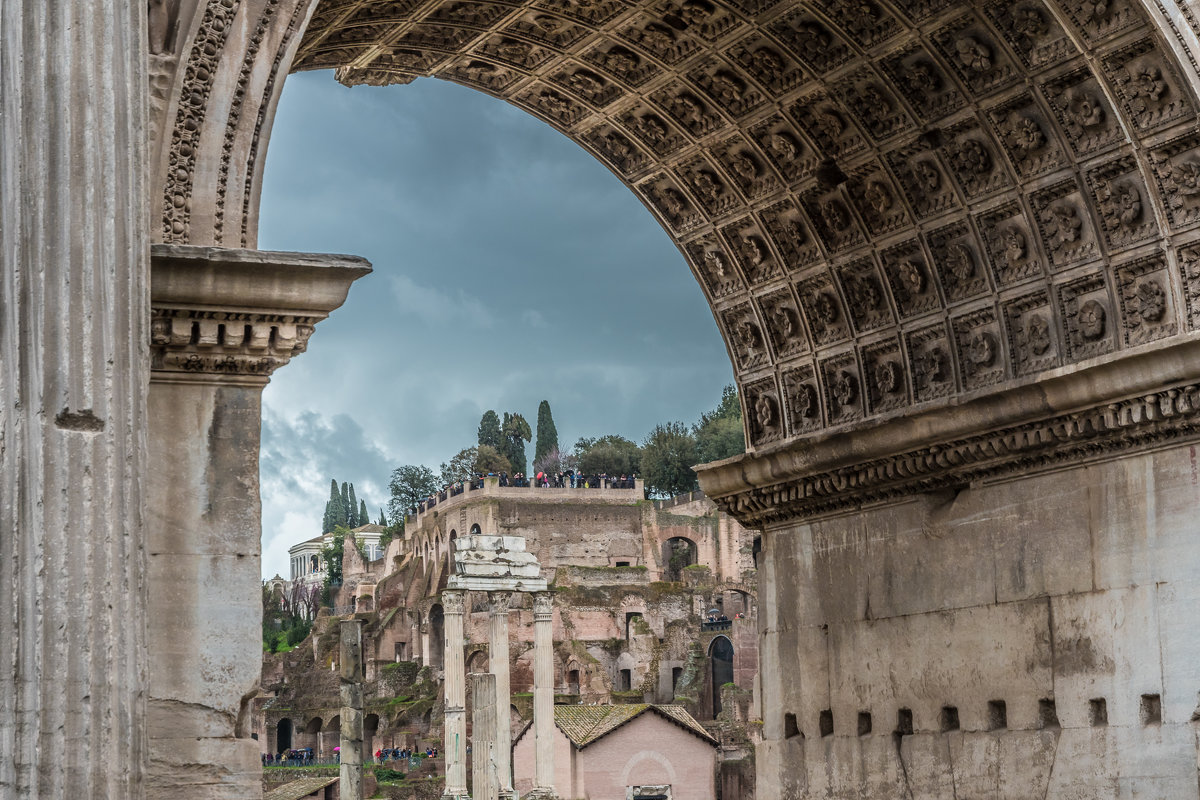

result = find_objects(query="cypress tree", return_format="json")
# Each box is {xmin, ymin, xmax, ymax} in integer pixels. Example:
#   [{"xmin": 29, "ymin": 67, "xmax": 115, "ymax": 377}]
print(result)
[
  {"xmin": 379, "ymin": 507, "xmax": 388, "ymax": 526},
  {"xmin": 478, "ymin": 410, "xmax": 502, "ymax": 450},
  {"xmin": 359, "ymin": 499, "xmax": 369, "ymax": 527},
  {"xmin": 341, "ymin": 482, "xmax": 351, "ymax": 526},
  {"xmin": 534, "ymin": 400, "xmax": 559, "ymax": 464},
  {"xmin": 324, "ymin": 479, "xmax": 343, "ymax": 534},
  {"xmin": 501, "ymin": 412, "xmax": 532, "ymax": 475},
  {"xmin": 347, "ymin": 483, "xmax": 359, "ymax": 527}
]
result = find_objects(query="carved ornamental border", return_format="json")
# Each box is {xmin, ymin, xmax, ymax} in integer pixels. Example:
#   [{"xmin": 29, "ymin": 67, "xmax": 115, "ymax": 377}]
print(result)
[{"xmin": 698, "ymin": 334, "xmax": 1200, "ymax": 527}]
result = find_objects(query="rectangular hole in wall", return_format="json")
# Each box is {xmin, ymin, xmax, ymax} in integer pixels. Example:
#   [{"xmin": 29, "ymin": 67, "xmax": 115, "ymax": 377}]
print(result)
[
  {"xmin": 987, "ymin": 700, "xmax": 1007, "ymax": 730},
  {"xmin": 1089, "ymin": 698, "xmax": 1108, "ymax": 727},
  {"xmin": 784, "ymin": 712, "xmax": 801, "ymax": 739},
  {"xmin": 939, "ymin": 706, "xmax": 959, "ymax": 732},
  {"xmin": 896, "ymin": 708, "xmax": 913, "ymax": 736},
  {"xmin": 819, "ymin": 709, "xmax": 833, "ymax": 737},
  {"xmin": 857, "ymin": 712, "xmax": 872, "ymax": 736},
  {"xmin": 1140, "ymin": 694, "xmax": 1162, "ymax": 725},
  {"xmin": 1038, "ymin": 698, "xmax": 1059, "ymax": 729}
]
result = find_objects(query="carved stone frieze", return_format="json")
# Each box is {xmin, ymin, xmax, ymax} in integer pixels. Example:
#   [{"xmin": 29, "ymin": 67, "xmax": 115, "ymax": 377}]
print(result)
[
  {"xmin": 789, "ymin": 94, "xmax": 865, "ymax": 159},
  {"xmin": 652, "ymin": 83, "xmax": 723, "ymax": 138},
  {"xmin": 729, "ymin": 37, "xmax": 804, "ymax": 95},
  {"xmin": 1089, "ymin": 156, "xmax": 1156, "ymax": 249},
  {"xmin": 684, "ymin": 233, "xmax": 744, "ymax": 298},
  {"xmin": 504, "ymin": 12, "xmax": 589, "ymax": 48},
  {"xmin": 550, "ymin": 66, "xmax": 622, "ymax": 107},
  {"xmin": 942, "ymin": 123, "xmax": 1009, "ymax": 198},
  {"xmin": 715, "ymin": 136, "xmax": 779, "ymax": 201},
  {"xmin": 660, "ymin": 0, "xmax": 742, "ymax": 42},
  {"xmin": 989, "ymin": 95, "xmax": 1064, "ymax": 177},
  {"xmin": 824, "ymin": 0, "xmax": 901, "ymax": 47},
  {"xmin": 704, "ymin": 364, "xmax": 1200, "ymax": 526},
  {"xmin": 985, "ymin": 0, "xmax": 1077, "ymax": 68},
  {"xmin": 644, "ymin": 174, "xmax": 705, "ymax": 233},
  {"xmin": 619, "ymin": 107, "xmax": 686, "ymax": 157},
  {"xmin": 838, "ymin": 69, "xmax": 912, "ymax": 144},
  {"xmin": 1178, "ymin": 243, "xmax": 1200, "ymax": 329},
  {"xmin": 887, "ymin": 145, "xmax": 958, "ymax": 220},
  {"xmin": 1045, "ymin": 68, "xmax": 1123, "ymax": 156},
  {"xmin": 802, "ymin": 188, "xmax": 865, "ymax": 253},
  {"xmin": 928, "ymin": 222, "xmax": 990, "ymax": 302},
  {"xmin": 933, "ymin": 16, "xmax": 1018, "ymax": 97},
  {"xmin": 1061, "ymin": 0, "xmax": 1145, "ymax": 44},
  {"xmin": 151, "ymin": 309, "xmax": 316, "ymax": 378},
  {"xmin": 882, "ymin": 44, "xmax": 965, "ymax": 122},
  {"xmin": 691, "ymin": 59, "xmax": 764, "ymax": 118},
  {"xmin": 584, "ymin": 125, "xmax": 648, "ymax": 176},
  {"xmin": 848, "ymin": 165, "xmax": 910, "ymax": 237},
  {"xmin": 583, "ymin": 42, "xmax": 659, "ymax": 87},
  {"xmin": 677, "ymin": 157, "xmax": 736, "ymax": 216},
  {"xmin": 619, "ymin": 16, "xmax": 699, "ymax": 64},
  {"xmin": 769, "ymin": 12, "xmax": 850, "ymax": 73},
  {"xmin": 749, "ymin": 116, "xmax": 817, "ymax": 184},
  {"xmin": 722, "ymin": 221, "xmax": 781, "ymax": 285}
]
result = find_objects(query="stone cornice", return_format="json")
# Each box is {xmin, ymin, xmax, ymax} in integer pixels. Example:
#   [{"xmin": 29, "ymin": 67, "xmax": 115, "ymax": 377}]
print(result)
[
  {"xmin": 150, "ymin": 244, "xmax": 371, "ymax": 383},
  {"xmin": 697, "ymin": 335, "xmax": 1200, "ymax": 528}
]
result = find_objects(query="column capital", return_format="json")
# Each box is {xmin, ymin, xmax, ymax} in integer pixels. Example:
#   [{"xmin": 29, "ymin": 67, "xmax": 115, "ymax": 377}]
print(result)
[
  {"xmin": 489, "ymin": 590, "xmax": 514, "ymax": 614},
  {"xmin": 533, "ymin": 592, "xmax": 554, "ymax": 618},
  {"xmin": 442, "ymin": 589, "xmax": 466, "ymax": 614},
  {"xmin": 150, "ymin": 244, "xmax": 370, "ymax": 384}
]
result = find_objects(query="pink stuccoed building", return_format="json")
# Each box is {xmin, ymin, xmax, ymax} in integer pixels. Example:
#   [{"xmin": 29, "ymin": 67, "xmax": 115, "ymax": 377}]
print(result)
[{"xmin": 513, "ymin": 704, "xmax": 717, "ymax": 800}]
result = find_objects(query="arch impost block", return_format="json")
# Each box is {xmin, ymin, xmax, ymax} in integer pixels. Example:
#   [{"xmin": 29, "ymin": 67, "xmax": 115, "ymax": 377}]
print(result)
[
  {"xmin": 149, "ymin": 243, "xmax": 370, "ymax": 382},
  {"xmin": 699, "ymin": 334, "xmax": 1200, "ymax": 527}
]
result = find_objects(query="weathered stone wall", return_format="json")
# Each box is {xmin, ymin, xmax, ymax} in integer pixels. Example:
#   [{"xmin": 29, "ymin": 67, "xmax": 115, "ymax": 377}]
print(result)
[{"xmin": 756, "ymin": 442, "xmax": 1200, "ymax": 798}]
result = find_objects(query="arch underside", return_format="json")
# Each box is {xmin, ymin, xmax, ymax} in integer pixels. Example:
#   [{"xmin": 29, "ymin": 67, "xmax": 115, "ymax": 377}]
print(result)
[
  {"xmin": 289, "ymin": 0, "xmax": 1200, "ymax": 451},
  {"xmin": 165, "ymin": 0, "xmax": 1200, "ymax": 453}
]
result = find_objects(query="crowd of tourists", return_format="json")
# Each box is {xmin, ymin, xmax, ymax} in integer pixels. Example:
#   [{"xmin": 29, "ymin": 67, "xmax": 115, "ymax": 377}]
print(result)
[
  {"xmin": 374, "ymin": 746, "xmax": 436, "ymax": 765},
  {"xmin": 263, "ymin": 748, "xmax": 316, "ymax": 766},
  {"xmin": 410, "ymin": 472, "xmax": 638, "ymax": 515}
]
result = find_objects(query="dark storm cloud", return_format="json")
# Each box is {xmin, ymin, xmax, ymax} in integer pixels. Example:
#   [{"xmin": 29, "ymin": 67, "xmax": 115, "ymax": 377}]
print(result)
[{"xmin": 257, "ymin": 71, "xmax": 733, "ymax": 576}]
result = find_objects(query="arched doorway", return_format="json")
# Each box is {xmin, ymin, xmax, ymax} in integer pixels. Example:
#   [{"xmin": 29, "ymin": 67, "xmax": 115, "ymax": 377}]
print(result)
[
  {"xmin": 276, "ymin": 718, "xmax": 293, "ymax": 753},
  {"xmin": 664, "ymin": 537, "xmax": 697, "ymax": 581},
  {"xmin": 709, "ymin": 636, "xmax": 734, "ymax": 718}
]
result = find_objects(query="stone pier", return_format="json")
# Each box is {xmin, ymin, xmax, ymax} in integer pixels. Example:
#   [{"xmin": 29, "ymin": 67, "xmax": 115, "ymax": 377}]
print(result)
[
  {"xmin": 530, "ymin": 593, "xmax": 557, "ymax": 800},
  {"xmin": 442, "ymin": 589, "xmax": 469, "ymax": 800},
  {"xmin": 146, "ymin": 245, "xmax": 368, "ymax": 799},
  {"xmin": 489, "ymin": 592, "xmax": 514, "ymax": 798}
]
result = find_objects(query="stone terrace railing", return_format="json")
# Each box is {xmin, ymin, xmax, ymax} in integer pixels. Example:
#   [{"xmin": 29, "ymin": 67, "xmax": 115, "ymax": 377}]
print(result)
[
  {"xmin": 651, "ymin": 490, "xmax": 708, "ymax": 510},
  {"xmin": 404, "ymin": 476, "xmax": 644, "ymax": 525}
]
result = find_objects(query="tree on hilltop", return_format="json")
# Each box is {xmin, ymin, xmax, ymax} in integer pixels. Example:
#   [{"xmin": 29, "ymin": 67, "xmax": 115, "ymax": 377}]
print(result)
[
  {"xmin": 641, "ymin": 421, "xmax": 700, "ymax": 498},
  {"xmin": 441, "ymin": 447, "xmax": 479, "ymax": 485},
  {"xmin": 502, "ymin": 412, "xmax": 532, "ymax": 475},
  {"xmin": 574, "ymin": 434, "xmax": 641, "ymax": 476},
  {"xmin": 694, "ymin": 385, "xmax": 745, "ymax": 464},
  {"xmin": 386, "ymin": 464, "xmax": 439, "ymax": 523},
  {"xmin": 477, "ymin": 410, "xmax": 502, "ymax": 450},
  {"xmin": 474, "ymin": 445, "xmax": 511, "ymax": 475},
  {"xmin": 534, "ymin": 400, "xmax": 559, "ymax": 465}
]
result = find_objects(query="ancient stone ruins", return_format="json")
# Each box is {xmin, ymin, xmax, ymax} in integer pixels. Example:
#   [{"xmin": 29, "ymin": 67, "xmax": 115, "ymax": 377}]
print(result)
[{"xmin": 6, "ymin": 0, "xmax": 1200, "ymax": 798}]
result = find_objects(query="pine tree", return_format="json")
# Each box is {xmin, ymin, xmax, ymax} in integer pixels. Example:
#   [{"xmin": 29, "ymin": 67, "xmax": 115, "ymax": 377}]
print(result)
[
  {"xmin": 341, "ymin": 482, "xmax": 351, "ymax": 526},
  {"xmin": 359, "ymin": 499, "xmax": 369, "ymax": 527},
  {"xmin": 478, "ymin": 410, "xmax": 502, "ymax": 450},
  {"xmin": 534, "ymin": 400, "xmax": 559, "ymax": 465},
  {"xmin": 347, "ymin": 483, "xmax": 359, "ymax": 527}
]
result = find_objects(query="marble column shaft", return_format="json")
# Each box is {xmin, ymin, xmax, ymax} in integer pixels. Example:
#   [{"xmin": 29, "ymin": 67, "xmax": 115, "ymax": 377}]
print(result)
[
  {"xmin": 0, "ymin": 1, "xmax": 149, "ymax": 797},
  {"xmin": 471, "ymin": 673, "xmax": 498, "ymax": 800},
  {"xmin": 489, "ymin": 592, "xmax": 514, "ymax": 794},
  {"xmin": 533, "ymin": 593, "xmax": 556, "ymax": 794},
  {"xmin": 442, "ymin": 590, "xmax": 468, "ymax": 797},
  {"xmin": 340, "ymin": 619, "xmax": 365, "ymax": 800}
]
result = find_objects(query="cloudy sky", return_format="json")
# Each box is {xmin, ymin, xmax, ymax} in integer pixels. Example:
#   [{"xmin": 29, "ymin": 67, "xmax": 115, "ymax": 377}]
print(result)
[{"xmin": 256, "ymin": 70, "xmax": 734, "ymax": 579}]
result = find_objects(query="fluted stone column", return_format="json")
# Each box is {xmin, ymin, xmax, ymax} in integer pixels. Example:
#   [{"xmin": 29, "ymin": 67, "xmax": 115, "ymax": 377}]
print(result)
[
  {"xmin": 341, "ymin": 619, "xmax": 366, "ymax": 800},
  {"xmin": 532, "ymin": 593, "xmax": 557, "ymax": 798},
  {"xmin": 0, "ymin": 1, "xmax": 149, "ymax": 797},
  {"xmin": 489, "ymin": 591, "xmax": 515, "ymax": 797},
  {"xmin": 146, "ymin": 245, "xmax": 369, "ymax": 799},
  {"xmin": 471, "ymin": 673, "xmax": 498, "ymax": 800},
  {"xmin": 442, "ymin": 590, "xmax": 469, "ymax": 798}
]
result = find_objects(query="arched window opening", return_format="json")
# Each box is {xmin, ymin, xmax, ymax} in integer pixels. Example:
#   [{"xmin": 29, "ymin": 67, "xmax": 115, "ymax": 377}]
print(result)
[
  {"xmin": 625, "ymin": 611, "xmax": 644, "ymax": 640},
  {"xmin": 470, "ymin": 523, "xmax": 481, "ymax": 535},
  {"xmin": 310, "ymin": 554, "xmax": 319, "ymax": 573},
  {"xmin": 752, "ymin": 536, "xmax": 762, "ymax": 570},
  {"xmin": 672, "ymin": 667, "xmax": 683, "ymax": 693},
  {"xmin": 618, "ymin": 669, "xmax": 632, "ymax": 692},
  {"xmin": 664, "ymin": 537, "xmax": 697, "ymax": 581},
  {"xmin": 568, "ymin": 669, "xmax": 580, "ymax": 695},
  {"xmin": 276, "ymin": 718, "xmax": 293, "ymax": 752},
  {"xmin": 708, "ymin": 636, "xmax": 735, "ymax": 719}
]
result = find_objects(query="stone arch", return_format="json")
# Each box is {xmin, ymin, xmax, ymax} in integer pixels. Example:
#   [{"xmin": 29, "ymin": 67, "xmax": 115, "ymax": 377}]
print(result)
[
  {"xmin": 664, "ymin": 536, "xmax": 698, "ymax": 580},
  {"xmin": 466, "ymin": 648, "xmax": 489, "ymax": 674},
  {"xmin": 708, "ymin": 635, "xmax": 735, "ymax": 718},
  {"xmin": 276, "ymin": 717, "xmax": 294, "ymax": 752},
  {"xmin": 304, "ymin": 716, "xmax": 323, "ymax": 735},
  {"xmin": 616, "ymin": 650, "xmax": 637, "ymax": 692},
  {"xmin": 154, "ymin": 0, "xmax": 1200, "ymax": 457},
  {"xmin": 469, "ymin": 523, "xmax": 481, "ymax": 535}
]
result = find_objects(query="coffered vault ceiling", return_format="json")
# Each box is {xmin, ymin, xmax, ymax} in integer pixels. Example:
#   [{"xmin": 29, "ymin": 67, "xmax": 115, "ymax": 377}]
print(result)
[{"xmin": 287, "ymin": 0, "xmax": 1200, "ymax": 450}]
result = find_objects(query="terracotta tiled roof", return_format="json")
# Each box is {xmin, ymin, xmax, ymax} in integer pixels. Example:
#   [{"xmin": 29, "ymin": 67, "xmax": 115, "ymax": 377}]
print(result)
[
  {"xmin": 354, "ymin": 524, "xmax": 385, "ymax": 533},
  {"xmin": 549, "ymin": 704, "xmax": 716, "ymax": 748},
  {"xmin": 263, "ymin": 776, "xmax": 338, "ymax": 800}
]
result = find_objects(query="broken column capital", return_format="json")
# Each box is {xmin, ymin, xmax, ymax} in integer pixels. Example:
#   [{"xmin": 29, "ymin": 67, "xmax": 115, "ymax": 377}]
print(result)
[
  {"xmin": 442, "ymin": 589, "xmax": 466, "ymax": 615},
  {"xmin": 490, "ymin": 590, "xmax": 514, "ymax": 614},
  {"xmin": 533, "ymin": 592, "xmax": 554, "ymax": 619},
  {"xmin": 149, "ymin": 244, "xmax": 371, "ymax": 384}
]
